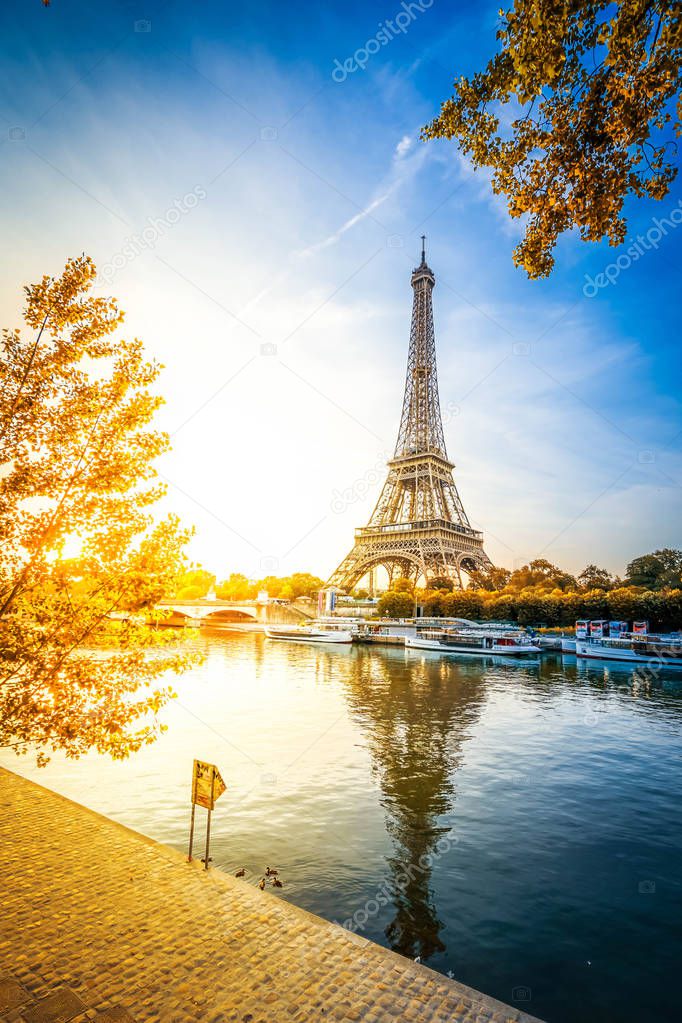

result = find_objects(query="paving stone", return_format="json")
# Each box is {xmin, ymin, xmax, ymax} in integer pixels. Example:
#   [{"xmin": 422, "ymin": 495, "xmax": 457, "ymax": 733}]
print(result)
[
  {"xmin": 94, "ymin": 1009, "xmax": 134, "ymax": 1023},
  {"xmin": 0, "ymin": 767, "xmax": 544, "ymax": 1023},
  {"xmin": 21, "ymin": 989, "xmax": 85, "ymax": 1023},
  {"xmin": 0, "ymin": 979, "xmax": 30, "ymax": 1013}
]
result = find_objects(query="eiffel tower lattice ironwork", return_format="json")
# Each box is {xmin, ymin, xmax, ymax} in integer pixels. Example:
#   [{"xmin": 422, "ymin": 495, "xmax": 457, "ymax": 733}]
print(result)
[{"xmin": 328, "ymin": 238, "xmax": 493, "ymax": 591}]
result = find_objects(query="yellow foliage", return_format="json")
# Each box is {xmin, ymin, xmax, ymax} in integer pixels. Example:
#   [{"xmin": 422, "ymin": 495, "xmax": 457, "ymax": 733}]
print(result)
[
  {"xmin": 0, "ymin": 256, "xmax": 201, "ymax": 763},
  {"xmin": 423, "ymin": 0, "xmax": 682, "ymax": 277}
]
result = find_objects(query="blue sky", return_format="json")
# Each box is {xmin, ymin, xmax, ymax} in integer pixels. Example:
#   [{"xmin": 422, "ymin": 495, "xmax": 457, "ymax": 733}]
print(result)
[{"xmin": 1, "ymin": 0, "xmax": 681, "ymax": 580}]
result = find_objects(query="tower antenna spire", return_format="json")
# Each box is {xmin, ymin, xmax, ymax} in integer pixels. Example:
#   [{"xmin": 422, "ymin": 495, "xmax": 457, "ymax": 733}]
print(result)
[{"xmin": 421, "ymin": 235, "xmax": 426, "ymax": 264}]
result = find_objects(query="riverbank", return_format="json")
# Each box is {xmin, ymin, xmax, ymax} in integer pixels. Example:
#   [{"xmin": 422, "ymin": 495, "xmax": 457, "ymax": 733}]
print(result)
[{"xmin": 0, "ymin": 766, "xmax": 542, "ymax": 1023}]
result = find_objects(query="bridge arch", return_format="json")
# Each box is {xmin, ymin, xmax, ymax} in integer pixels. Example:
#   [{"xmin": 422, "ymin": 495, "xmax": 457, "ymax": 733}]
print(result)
[{"xmin": 202, "ymin": 608, "xmax": 258, "ymax": 623}]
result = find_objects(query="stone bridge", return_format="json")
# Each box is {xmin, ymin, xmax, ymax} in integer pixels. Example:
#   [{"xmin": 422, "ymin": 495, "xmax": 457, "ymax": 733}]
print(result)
[{"xmin": 155, "ymin": 597, "xmax": 314, "ymax": 627}]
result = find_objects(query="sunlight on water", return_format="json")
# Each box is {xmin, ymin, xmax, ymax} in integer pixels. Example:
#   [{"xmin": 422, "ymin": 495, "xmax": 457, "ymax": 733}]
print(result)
[{"xmin": 3, "ymin": 630, "xmax": 682, "ymax": 1023}]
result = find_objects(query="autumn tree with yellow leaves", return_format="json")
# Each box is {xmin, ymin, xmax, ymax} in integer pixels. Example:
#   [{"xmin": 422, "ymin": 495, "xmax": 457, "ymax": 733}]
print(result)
[
  {"xmin": 0, "ymin": 257, "xmax": 200, "ymax": 763},
  {"xmin": 424, "ymin": 0, "xmax": 682, "ymax": 277}
]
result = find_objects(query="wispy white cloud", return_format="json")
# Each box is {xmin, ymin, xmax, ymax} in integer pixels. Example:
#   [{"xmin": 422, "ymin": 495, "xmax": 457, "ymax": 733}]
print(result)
[
  {"xmin": 297, "ymin": 129, "xmax": 428, "ymax": 258},
  {"xmin": 242, "ymin": 130, "xmax": 431, "ymax": 314},
  {"xmin": 395, "ymin": 134, "xmax": 413, "ymax": 158},
  {"xmin": 297, "ymin": 191, "xmax": 393, "ymax": 257}
]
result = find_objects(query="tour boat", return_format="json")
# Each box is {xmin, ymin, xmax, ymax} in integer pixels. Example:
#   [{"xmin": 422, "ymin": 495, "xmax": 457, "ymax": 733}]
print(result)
[
  {"xmin": 563, "ymin": 619, "xmax": 629, "ymax": 655},
  {"xmin": 310, "ymin": 616, "xmax": 363, "ymax": 636},
  {"xmin": 537, "ymin": 635, "xmax": 563, "ymax": 651},
  {"xmin": 575, "ymin": 633, "xmax": 682, "ymax": 668},
  {"xmin": 405, "ymin": 629, "xmax": 541, "ymax": 657},
  {"xmin": 265, "ymin": 625, "xmax": 353, "ymax": 644}
]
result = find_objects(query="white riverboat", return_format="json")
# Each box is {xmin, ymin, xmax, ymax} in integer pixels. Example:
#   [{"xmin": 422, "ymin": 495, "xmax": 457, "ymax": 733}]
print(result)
[
  {"xmin": 575, "ymin": 633, "xmax": 682, "ymax": 667},
  {"xmin": 405, "ymin": 629, "xmax": 541, "ymax": 658},
  {"xmin": 563, "ymin": 619, "xmax": 629, "ymax": 655},
  {"xmin": 311, "ymin": 616, "xmax": 364, "ymax": 635},
  {"xmin": 265, "ymin": 625, "xmax": 353, "ymax": 644}
]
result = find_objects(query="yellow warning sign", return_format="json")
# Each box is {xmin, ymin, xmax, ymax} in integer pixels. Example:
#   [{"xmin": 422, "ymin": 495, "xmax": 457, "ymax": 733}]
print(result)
[{"xmin": 191, "ymin": 759, "xmax": 226, "ymax": 810}]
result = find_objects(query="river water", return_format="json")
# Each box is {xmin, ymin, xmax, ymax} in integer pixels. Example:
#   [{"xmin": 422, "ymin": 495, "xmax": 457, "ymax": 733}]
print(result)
[{"xmin": 3, "ymin": 630, "xmax": 681, "ymax": 1023}]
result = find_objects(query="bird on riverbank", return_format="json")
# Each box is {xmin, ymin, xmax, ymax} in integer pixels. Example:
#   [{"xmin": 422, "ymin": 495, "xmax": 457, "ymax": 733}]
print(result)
[
  {"xmin": 272, "ymin": 877, "xmax": 283, "ymax": 888},
  {"xmin": 258, "ymin": 878, "xmax": 266, "ymax": 890},
  {"xmin": 265, "ymin": 866, "xmax": 279, "ymax": 876},
  {"xmin": 235, "ymin": 868, "xmax": 246, "ymax": 877}
]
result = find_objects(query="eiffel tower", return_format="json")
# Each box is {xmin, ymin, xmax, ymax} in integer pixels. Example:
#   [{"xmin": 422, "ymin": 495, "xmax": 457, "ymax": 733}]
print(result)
[{"xmin": 328, "ymin": 238, "xmax": 492, "ymax": 592}]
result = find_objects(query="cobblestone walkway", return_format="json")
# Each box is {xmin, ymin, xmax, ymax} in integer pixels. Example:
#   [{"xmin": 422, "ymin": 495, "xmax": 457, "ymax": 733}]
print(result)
[{"xmin": 0, "ymin": 767, "xmax": 543, "ymax": 1023}]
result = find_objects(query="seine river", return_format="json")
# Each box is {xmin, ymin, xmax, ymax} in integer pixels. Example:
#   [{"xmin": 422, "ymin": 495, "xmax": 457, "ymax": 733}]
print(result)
[{"xmin": 4, "ymin": 630, "xmax": 682, "ymax": 1023}]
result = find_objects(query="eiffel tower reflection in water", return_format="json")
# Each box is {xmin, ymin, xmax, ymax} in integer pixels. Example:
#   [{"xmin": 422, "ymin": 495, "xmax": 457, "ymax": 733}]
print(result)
[{"xmin": 336, "ymin": 647, "xmax": 488, "ymax": 961}]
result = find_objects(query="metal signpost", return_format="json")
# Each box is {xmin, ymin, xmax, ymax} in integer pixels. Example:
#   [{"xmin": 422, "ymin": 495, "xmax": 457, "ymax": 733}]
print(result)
[{"xmin": 188, "ymin": 759, "xmax": 226, "ymax": 869}]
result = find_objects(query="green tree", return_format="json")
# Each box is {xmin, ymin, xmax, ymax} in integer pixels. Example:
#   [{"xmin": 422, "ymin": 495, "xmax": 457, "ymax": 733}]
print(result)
[
  {"xmin": 513, "ymin": 589, "xmax": 549, "ymax": 625},
  {"xmin": 649, "ymin": 548, "xmax": 682, "ymax": 588},
  {"xmin": 287, "ymin": 572, "xmax": 325, "ymax": 598},
  {"xmin": 424, "ymin": 0, "xmax": 682, "ymax": 277},
  {"xmin": 660, "ymin": 589, "xmax": 682, "ymax": 628},
  {"xmin": 442, "ymin": 590, "xmax": 484, "ymax": 620},
  {"xmin": 428, "ymin": 575, "xmax": 455, "ymax": 592},
  {"xmin": 578, "ymin": 564, "xmax": 616, "ymax": 591},
  {"xmin": 377, "ymin": 592, "xmax": 415, "ymax": 618},
  {"xmin": 175, "ymin": 566, "xmax": 215, "ymax": 599},
  {"xmin": 606, "ymin": 586, "xmax": 644, "ymax": 621},
  {"xmin": 660, "ymin": 566, "xmax": 682, "ymax": 589},
  {"xmin": 419, "ymin": 590, "xmax": 447, "ymax": 616},
  {"xmin": 215, "ymin": 573, "xmax": 254, "ymax": 601},
  {"xmin": 256, "ymin": 575, "xmax": 283, "ymax": 597},
  {"xmin": 467, "ymin": 565, "xmax": 511, "ymax": 591},
  {"xmin": 0, "ymin": 256, "xmax": 199, "ymax": 762},
  {"xmin": 651, "ymin": 547, "xmax": 682, "ymax": 571},
  {"xmin": 480, "ymin": 592, "xmax": 519, "ymax": 622},
  {"xmin": 625, "ymin": 553, "xmax": 666, "ymax": 588},
  {"xmin": 508, "ymin": 559, "xmax": 576, "ymax": 592},
  {"xmin": 250, "ymin": 572, "xmax": 325, "ymax": 600},
  {"xmin": 392, "ymin": 577, "xmax": 416, "ymax": 595}
]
